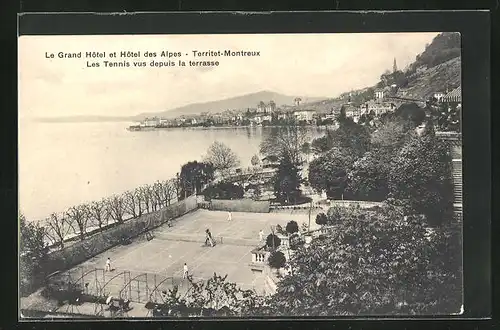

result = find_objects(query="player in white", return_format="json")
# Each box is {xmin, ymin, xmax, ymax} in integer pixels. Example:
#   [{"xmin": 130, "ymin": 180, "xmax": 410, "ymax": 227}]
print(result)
[
  {"xmin": 227, "ymin": 211, "xmax": 232, "ymax": 221},
  {"xmin": 105, "ymin": 257, "xmax": 111, "ymax": 272},
  {"xmin": 259, "ymin": 229, "xmax": 264, "ymax": 242},
  {"xmin": 182, "ymin": 263, "xmax": 189, "ymax": 279}
]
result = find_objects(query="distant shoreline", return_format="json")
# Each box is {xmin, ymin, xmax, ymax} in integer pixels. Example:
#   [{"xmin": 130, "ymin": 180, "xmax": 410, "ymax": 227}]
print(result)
[{"xmin": 127, "ymin": 124, "xmax": 336, "ymax": 131}]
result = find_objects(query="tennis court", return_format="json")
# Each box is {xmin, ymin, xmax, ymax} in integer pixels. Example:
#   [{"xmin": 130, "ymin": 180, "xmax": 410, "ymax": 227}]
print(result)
[{"xmin": 58, "ymin": 209, "xmax": 319, "ymax": 302}]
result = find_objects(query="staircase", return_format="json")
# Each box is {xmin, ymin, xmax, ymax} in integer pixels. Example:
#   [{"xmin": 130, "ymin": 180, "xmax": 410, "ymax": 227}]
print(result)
[{"xmin": 452, "ymin": 159, "xmax": 462, "ymax": 220}]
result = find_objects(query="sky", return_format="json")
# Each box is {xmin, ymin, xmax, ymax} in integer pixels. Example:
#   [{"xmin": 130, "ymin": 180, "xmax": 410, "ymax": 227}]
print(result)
[{"xmin": 18, "ymin": 32, "xmax": 439, "ymax": 119}]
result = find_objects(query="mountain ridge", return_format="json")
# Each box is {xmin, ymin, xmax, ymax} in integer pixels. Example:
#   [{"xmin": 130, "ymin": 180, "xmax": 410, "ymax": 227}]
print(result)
[{"xmin": 134, "ymin": 90, "xmax": 327, "ymax": 120}]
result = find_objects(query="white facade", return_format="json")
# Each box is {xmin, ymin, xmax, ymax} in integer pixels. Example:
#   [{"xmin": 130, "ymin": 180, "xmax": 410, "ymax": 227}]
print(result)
[
  {"xmin": 294, "ymin": 110, "xmax": 314, "ymax": 122},
  {"xmin": 375, "ymin": 90, "xmax": 385, "ymax": 99},
  {"xmin": 434, "ymin": 92, "xmax": 445, "ymax": 102}
]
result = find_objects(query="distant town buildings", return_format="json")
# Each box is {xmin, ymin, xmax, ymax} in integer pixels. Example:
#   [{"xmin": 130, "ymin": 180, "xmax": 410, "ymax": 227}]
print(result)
[{"xmin": 293, "ymin": 109, "xmax": 315, "ymax": 122}]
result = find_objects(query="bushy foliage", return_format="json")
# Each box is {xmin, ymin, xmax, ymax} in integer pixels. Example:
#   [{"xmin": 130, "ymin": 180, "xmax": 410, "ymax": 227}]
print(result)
[
  {"xmin": 203, "ymin": 182, "xmax": 244, "ymax": 200},
  {"xmin": 19, "ymin": 214, "xmax": 49, "ymax": 296},
  {"xmin": 272, "ymin": 153, "xmax": 302, "ymax": 204},
  {"xmin": 266, "ymin": 205, "xmax": 462, "ymax": 316},
  {"xmin": 260, "ymin": 125, "xmax": 308, "ymax": 166},
  {"xmin": 266, "ymin": 234, "xmax": 281, "ymax": 250},
  {"xmin": 315, "ymin": 213, "xmax": 328, "ymax": 226},
  {"xmin": 308, "ymin": 147, "xmax": 354, "ymax": 199},
  {"xmin": 346, "ymin": 151, "xmax": 389, "ymax": 202},
  {"xmin": 251, "ymin": 154, "xmax": 260, "ymax": 166},
  {"xmin": 154, "ymin": 273, "xmax": 267, "ymax": 317},
  {"xmin": 388, "ymin": 128, "xmax": 454, "ymax": 226},
  {"xmin": 179, "ymin": 161, "xmax": 215, "ymax": 197},
  {"xmin": 394, "ymin": 103, "xmax": 426, "ymax": 127},
  {"xmin": 285, "ymin": 221, "xmax": 299, "ymax": 235},
  {"xmin": 268, "ymin": 251, "xmax": 287, "ymax": 270}
]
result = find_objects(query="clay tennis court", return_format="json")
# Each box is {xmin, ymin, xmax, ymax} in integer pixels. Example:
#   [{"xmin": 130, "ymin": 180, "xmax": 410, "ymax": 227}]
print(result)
[{"xmin": 58, "ymin": 208, "xmax": 320, "ymax": 303}]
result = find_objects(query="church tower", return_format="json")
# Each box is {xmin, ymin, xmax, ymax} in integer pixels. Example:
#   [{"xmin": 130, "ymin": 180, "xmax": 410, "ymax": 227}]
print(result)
[{"xmin": 393, "ymin": 58, "xmax": 398, "ymax": 73}]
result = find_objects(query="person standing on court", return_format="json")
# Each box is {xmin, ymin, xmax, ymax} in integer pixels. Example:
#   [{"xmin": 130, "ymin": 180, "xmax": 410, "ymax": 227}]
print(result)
[
  {"xmin": 105, "ymin": 257, "xmax": 111, "ymax": 272},
  {"xmin": 182, "ymin": 263, "xmax": 189, "ymax": 279},
  {"xmin": 206, "ymin": 229, "xmax": 215, "ymax": 247},
  {"xmin": 227, "ymin": 211, "xmax": 232, "ymax": 221},
  {"xmin": 259, "ymin": 229, "xmax": 264, "ymax": 242}
]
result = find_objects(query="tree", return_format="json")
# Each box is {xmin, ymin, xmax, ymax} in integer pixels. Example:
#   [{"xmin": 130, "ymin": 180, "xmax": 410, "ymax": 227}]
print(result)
[
  {"xmin": 204, "ymin": 141, "xmax": 241, "ymax": 173},
  {"xmin": 107, "ymin": 195, "xmax": 126, "ymax": 224},
  {"xmin": 89, "ymin": 199, "xmax": 109, "ymax": 231},
  {"xmin": 161, "ymin": 179, "xmax": 177, "ymax": 206},
  {"xmin": 294, "ymin": 97, "xmax": 302, "ymax": 106},
  {"xmin": 44, "ymin": 212, "xmax": 72, "ymax": 249},
  {"xmin": 66, "ymin": 205, "xmax": 89, "ymax": 241},
  {"xmin": 371, "ymin": 118, "xmax": 413, "ymax": 151},
  {"xmin": 346, "ymin": 151, "xmax": 390, "ymax": 202},
  {"xmin": 388, "ymin": 129, "xmax": 454, "ymax": 226},
  {"xmin": 252, "ymin": 186, "xmax": 262, "ymax": 200},
  {"xmin": 272, "ymin": 153, "xmax": 302, "ymax": 204},
  {"xmin": 285, "ymin": 220, "xmax": 299, "ymax": 235},
  {"xmin": 124, "ymin": 190, "xmax": 143, "ymax": 218},
  {"xmin": 152, "ymin": 273, "xmax": 266, "ymax": 317},
  {"xmin": 260, "ymin": 125, "xmax": 308, "ymax": 166},
  {"xmin": 301, "ymin": 142, "xmax": 311, "ymax": 161},
  {"xmin": 308, "ymin": 147, "xmax": 354, "ymax": 199},
  {"xmin": 395, "ymin": 103, "xmax": 426, "ymax": 127},
  {"xmin": 266, "ymin": 205, "xmax": 462, "ymax": 316},
  {"xmin": 433, "ymin": 102, "xmax": 461, "ymax": 132},
  {"xmin": 251, "ymin": 154, "xmax": 260, "ymax": 166},
  {"xmin": 266, "ymin": 233, "xmax": 281, "ymax": 251},
  {"xmin": 20, "ymin": 214, "xmax": 49, "ymax": 295},
  {"xmin": 315, "ymin": 213, "xmax": 328, "ymax": 225},
  {"xmin": 268, "ymin": 251, "xmax": 286, "ymax": 270},
  {"xmin": 179, "ymin": 161, "xmax": 215, "ymax": 198},
  {"xmin": 203, "ymin": 182, "xmax": 244, "ymax": 200},
  {"xmin": 311, "ymin": 117, "xmax": 371, "ymax": 158},
  {"xmin": 311, "ymin": 130, "xmax": 335, "ymax": 154}
]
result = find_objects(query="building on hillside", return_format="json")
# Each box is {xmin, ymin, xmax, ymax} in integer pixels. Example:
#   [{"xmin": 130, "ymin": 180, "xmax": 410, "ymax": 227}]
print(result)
[
  {"xmin": 261, "ymin": 115, "xmax": 272, "ymax": 123},
  {"xmin": 360, "ymin": 101, "xmax": 396, "ymax": 116},
  {"xmin": 293, "ymin": 109, "xmax": 315, "ymax": 122},
  {"xmin": 374, "ymin": 89, "xmax": 385, "ymax": 100},
  {"xmin": 433, "ymin": 92, "xmax": 446, "ymax": 102},
  {"xmin": 397, "ymin": 88, "xmax": 410, "ymax": 97},
  {"xmin": 212, "ymin": 114, "xmax": 225, "ymax": 124},
  {"xmin": 277, "ymin": 112, "xmax": 289, "ymax": 121},
  {"xmin": 265, "ymin": 102, "xmax": 276, "ymax": 114},
  {"xmin": 257, "ymin": 103, "xmax": 266, "ymax": 113},
  {"xmin": 143, "ymin": 117, "xmax": 160, "ymax": 127},
  {"xmin": 253, "ymin": 116, "xmax": 263, "ymax": 125}
]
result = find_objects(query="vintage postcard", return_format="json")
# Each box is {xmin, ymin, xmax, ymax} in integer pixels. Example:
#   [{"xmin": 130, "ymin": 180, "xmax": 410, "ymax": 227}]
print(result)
[{"xmin": 18, "ymin": 29, "xmax": 465, "ymax": 319}]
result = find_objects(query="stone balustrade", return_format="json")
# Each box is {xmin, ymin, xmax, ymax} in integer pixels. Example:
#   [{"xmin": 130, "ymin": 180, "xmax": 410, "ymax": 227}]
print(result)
[{"xmin": 251, "ymin": 247, "xmax": 270, "ymax": 263}]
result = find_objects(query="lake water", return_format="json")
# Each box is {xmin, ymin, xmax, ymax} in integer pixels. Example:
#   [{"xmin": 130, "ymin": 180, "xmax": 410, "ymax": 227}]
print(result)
[{"xmin": 19, "ymin": 121, "xmax": 325, "ymax": 221}]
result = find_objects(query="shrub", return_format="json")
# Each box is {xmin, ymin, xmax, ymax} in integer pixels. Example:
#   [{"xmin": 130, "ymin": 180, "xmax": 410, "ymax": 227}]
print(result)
[
  {"xmin": 315, "ymin": 213, "xmax": 328, "ymax": 225},
  {"xmin": 267, "ymin": 205, "xmax": 462, "ymax": 316},
  {"xmin": 268, "ymin": 251, "xmax": 286, "ymax": 269},
  {"xmin": 285, "ymin": 221, "xmax": 299, "ymax": 235},
  {"xmin": 203, "ymin": 182, "xmax": 244, "ymax": 200}
]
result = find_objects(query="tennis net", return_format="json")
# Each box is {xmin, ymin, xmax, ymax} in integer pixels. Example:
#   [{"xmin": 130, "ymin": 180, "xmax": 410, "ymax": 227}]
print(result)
[{"xmin": 153, "ymin": 232, "xmax": 260, "ymax": 247}]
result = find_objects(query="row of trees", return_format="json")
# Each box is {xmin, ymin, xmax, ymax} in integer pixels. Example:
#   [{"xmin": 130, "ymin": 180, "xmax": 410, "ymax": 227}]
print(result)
[{"xmin": 35, "ymin": 179, "xmax": 181, "ymax": 249}]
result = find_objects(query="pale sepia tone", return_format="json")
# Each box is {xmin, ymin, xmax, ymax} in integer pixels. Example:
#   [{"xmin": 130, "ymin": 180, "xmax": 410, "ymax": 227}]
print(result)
[{"xmin": 19, "ymin": 32, "xmax": 463, "ymax": 319}]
